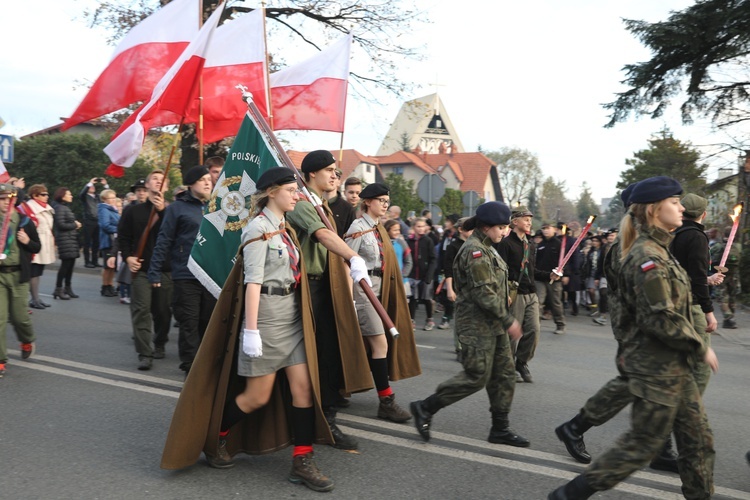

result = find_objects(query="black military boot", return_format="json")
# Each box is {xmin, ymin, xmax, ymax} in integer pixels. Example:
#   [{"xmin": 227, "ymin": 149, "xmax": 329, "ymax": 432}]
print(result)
[
  {"xmin": 548, "ymin": 474, "xmax": 597, "ymax": 500},
  {"xmin": 555, "ymin": 412, "xmax": 593, "ymax": 464},
  {"xmin": 410, "ymin": 394, "xmax": 441, "ymax": 442},
  {"xmin": 323, "ymin": 408, "xmax": 358, "ymax": 450},
  {"xmin": 488, "ymin": 412, "xmax": 530, "ymax": 447},
  {"xmin": 650, "ymin": 437, "xmax": 679, "ymax": 473}
]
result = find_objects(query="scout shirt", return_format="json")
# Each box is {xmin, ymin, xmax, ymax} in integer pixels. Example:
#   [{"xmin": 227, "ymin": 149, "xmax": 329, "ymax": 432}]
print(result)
[
  {"xmin": 453, "ymin": 231, "xmax": 516, "ymax": 338},
  {"xmin": 1, "ymin": 212, "xmax": 22, "ymax": 266},
  {"xmin": 618, "ymin": 225, "xmax": 706, "ymax": 403},
  {"xmin": 285, "ymin": 189, "xmax": 330, "ymax": 277},
  {"xmin": 345, "ymin": 213, "xmax": 383, "ymax": 271},
  {"xmin": 242, "ymin": 207, "xmax": 299, "ymax": 289}
]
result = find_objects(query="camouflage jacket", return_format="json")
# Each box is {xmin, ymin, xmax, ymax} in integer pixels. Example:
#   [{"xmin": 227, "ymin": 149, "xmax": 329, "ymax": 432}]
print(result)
[
  {"xmin": 453, "ymin": 231, "xmax": 516, "ymax": 337},
  {"xmin": 618, "ymin": 226, "xmax": 706, "ymax": 386}
]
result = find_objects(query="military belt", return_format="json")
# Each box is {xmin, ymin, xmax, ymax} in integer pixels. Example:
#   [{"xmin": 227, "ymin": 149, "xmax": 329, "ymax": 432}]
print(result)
[
  {"xmin": 367, "ymin": 269, "xmax": 384, "ymax": 277},
  {"xmin": 0, "ymin": 265, "xmax": 21, "ymax": 273},
  {"xmin": 260, "ymin": 285, "xmax": 296, "ymax": 296}
]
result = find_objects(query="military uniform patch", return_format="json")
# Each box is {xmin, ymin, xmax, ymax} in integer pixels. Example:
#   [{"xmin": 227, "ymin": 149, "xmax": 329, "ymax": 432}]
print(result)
[
  {"xmin": 472, "ymin": 250, "xmax": 482, "ymax": 259},
  {"xmin": 640, "ymin": 260, "xmax": 656, "ymax": 272}
]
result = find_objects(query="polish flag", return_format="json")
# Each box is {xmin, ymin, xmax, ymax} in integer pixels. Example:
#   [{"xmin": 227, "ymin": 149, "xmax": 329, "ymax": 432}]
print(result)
[
  {"xmin": 103, "ymin": 6, "xmax": 223, "ymax": 177},
  {"xmin": 62, "ymin": 0, "xmax": 199, "ymax": 130},
  {"xmin": 270, "ymin": 33, "xmax": 352, "ymax": 132},
  {"xmin": 145, "ymin": 9, "xmax": 268, "ymax": 144},
  {"xmin": 0, "ymin": 159, "xmax": 9, "ymax": 183}
]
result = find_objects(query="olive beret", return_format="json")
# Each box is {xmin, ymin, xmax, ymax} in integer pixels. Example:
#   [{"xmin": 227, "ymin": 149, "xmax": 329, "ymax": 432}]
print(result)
[
  {"xmin": 628, "ymin": 176, "xmax": 682, "ymax": 204},
  {"xmin": 256, "ymin": 168, "xmax": 297, "ymax": 191}
]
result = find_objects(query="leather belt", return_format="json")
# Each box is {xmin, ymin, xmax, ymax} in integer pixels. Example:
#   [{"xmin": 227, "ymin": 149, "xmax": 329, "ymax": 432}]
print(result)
[
  {"xmin": 367, "ymin": 269, "xmax": 384, "ymax": 277},
  {"xmin": 260, "ymin": 285, "xmax": 296, "ymax": 296},
  {"xmin": 0, "ymin": 265, "xmax": 21, "ymax": 273},
  {"xmin": 307, "ymin": 274, "xmax": 323, "ymax": 281}
]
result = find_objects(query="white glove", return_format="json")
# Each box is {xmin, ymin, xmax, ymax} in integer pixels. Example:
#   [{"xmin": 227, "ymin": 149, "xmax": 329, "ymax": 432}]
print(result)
[
  {"xmin": 349, "ymin": 255, "xmax": 372, "ymax": 286},
  {"xmin": 242, "ymin": 329, "xmax": 263, "ymax": 358}
]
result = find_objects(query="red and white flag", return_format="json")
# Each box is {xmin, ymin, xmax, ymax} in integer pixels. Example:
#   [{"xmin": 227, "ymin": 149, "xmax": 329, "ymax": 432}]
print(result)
[
  {"xmin": 103, "ymin": 5, "xmax": 223, "ymax": 177},
  {"xmin": 270, "ymin": 33, "xmax": 352, "ymax": 132},
  {"xmin": 0, "ymin": 159, "xmax": 9, "ymax": 183},
  {"xmin": 63, "ymin": 0, "xmax": 199, "ymax": 130}
]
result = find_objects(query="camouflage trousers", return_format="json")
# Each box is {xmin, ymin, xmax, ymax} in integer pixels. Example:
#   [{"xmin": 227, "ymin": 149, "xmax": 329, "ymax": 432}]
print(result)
[
  {"xmin": 712, "ymin": 275, "xmax": 737, "ymax": 319},
  {"xmin": 691, "ymin": 304, "xmax": 711, "ymax": 395},
  {"xmin": 433, "ymin": 332, "xmax": 515, "ymax": 414},
  {"xmin": 585, "ymin": 375, "xmax": 715, "ymax": 499},
  {"xmin": 510, "ymin": 293, "xmax": 540, "ymax": 364}
]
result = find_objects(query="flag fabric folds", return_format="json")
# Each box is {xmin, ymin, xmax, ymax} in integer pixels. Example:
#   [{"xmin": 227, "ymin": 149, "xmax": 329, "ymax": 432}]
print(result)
[
  {"xmin": 270, "ymin": 33, "xmax": 352, "ymax": 132},
  {"xmin": 188, "ymin": 111, "xmax": 285, "ymax": 297},
  {"xmin": 102, "ymin": 5, "xmax": 224, "ymax": 177},
  {"xmin": 62, "ymin": 0, "xmax": 199, "ymax": 130},
  {"xmin": 0, "ymin": 159, "xmax": 9, "ymax": 183}
]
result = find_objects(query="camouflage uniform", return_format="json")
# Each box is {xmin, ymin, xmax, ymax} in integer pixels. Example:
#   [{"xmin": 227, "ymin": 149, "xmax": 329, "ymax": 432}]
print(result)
[
  {"xmin": 584, "ymin": 226, "xmax": 714, "ymax": 499},
  {"xmin": 709, "ymin": 239, "xmax": 739, "ymax": 322},
  {"xmin": 430, "ymin": 230, "xmax": 517, "ymax": 411}
]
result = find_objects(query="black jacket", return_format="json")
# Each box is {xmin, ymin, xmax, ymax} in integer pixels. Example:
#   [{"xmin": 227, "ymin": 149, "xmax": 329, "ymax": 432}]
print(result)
[
  {"xmin": 495, "ymin": 231, "xmax": 537, "ymax": 294},
  {"xmin": 79, "ymin": 184, "xmax": 101, "ymax": 224},
  {"xmin": 407, "ymin": 233, "xmax": 437, "ymax": 284},
  {"xmin": 535, "ymin": 235, "xmax": 566, "ymax": 280},
  {"xmin": 670, "ymin": 219, "xmax": 713, "ymax": 313},
  {"xmin": 52, "ymin": 201, "xmax": 80, "ymax": 260},
  {"xmin": 327, "ymin": 195, "xmax": 356, "ymax": 239},
  {"xmin": 4, "ymin": 212, "xmax": 42, "ymax": 283},
  {"xmin": 117, "ymin": 199, "xmax": 171, "ymax": 274},
  {"xmin": 443, "ymin": 237, "xmax": 464, "ymax": 280},
  {"xmin": 149, "ymin": 190, "xmax": 205, "ymax": 282}
]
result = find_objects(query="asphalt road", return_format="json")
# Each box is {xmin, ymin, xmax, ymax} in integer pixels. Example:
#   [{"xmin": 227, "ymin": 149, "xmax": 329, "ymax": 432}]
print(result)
[{"xmin": 2, "ymin": 263, "xmax": 749, "ymax": 499}]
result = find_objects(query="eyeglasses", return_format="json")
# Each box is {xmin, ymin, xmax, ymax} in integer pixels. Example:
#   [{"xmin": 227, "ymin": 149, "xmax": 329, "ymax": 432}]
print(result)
[
  {"xmin": 373, "ymin": 198, "xmax": 390, "ymax": 206},
  {"xmin": 282, "ymin": 187, "xmax": 301, "ymax": 195},
  {"xmin": 40, "ymin": 193, "xmax": 49, "ymax": 196}
]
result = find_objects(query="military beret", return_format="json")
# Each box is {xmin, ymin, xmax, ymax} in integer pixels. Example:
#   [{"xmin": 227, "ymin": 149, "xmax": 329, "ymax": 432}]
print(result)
[
  {"xmin": 359, "ymin": 182, "xmax": 389, "ymax": 199},
  {"xmin": 256, "ymin": 168, "xmax": 297, "ymax": 191},
  {"xmin": 0, "ymin": 183, "xmax": 17, "ymax": 199},
  {"xmin": 620, "ymin": 182, "xmax": 639, "ymax": 207},
  {"xmin": 301, "ymin": 150, "xmax": 335, "ymax": 173},
  {"xmin": 183, "ymin": 165, "xmax": 210, "ymax": 186},
  {"xmin": 475, "ymin": 201, "xmax": 511, "ymax": 226},
  {"xmin": 628, "ymin": 176, "xmax": 682, "ymax": 204},
  {"xmin": 130, "ymin": 178, "xmax": 146, "ymax": 192},
  {"xmin": 512, "ymin": 205, "xmax": 533, "ymax": 218},
  {"xmin": 681, "ymin": 193, "xmax": 708, "ymax": 219}
]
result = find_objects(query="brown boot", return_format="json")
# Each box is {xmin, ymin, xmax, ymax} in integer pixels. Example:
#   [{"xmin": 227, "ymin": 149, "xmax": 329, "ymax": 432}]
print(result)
[
  {"xmin": 288, "ymin": 453, "xmax": 334, "ymax": 492},
  {"xmin": 206, "ymin": 439, "xmax": 235, "ymax": 469},
  {"xmin": 378, "ymin": 394, "xmax": 412, "ymax": 423}
]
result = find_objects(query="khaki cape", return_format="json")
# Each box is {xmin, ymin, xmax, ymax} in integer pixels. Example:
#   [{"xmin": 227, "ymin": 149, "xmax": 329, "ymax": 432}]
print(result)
[{"xmin": 160, "ymin": 229, "xmax": 332, "ymax": 470}]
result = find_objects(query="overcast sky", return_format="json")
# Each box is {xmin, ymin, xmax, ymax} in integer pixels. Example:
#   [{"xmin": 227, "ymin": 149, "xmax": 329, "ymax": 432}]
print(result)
[{"xmin": 2, "ymin": 0, "xmax": 746, "ymax": 204}]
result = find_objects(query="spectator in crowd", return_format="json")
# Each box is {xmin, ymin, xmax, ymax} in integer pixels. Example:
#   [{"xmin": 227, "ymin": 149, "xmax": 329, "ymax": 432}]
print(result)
[
  {"xmin": 205, "ymin": 156, "xmax": 225, "ymax": 187},
  {"xmin": 19, "ymin": 184, "xmax": 55, "ymax": 309},
  {"xmin": 98, "ymin": 189, "xmax": 121, "ymax": 297},
  {"xmin": 130, "ymin": 178, "xmax": 147, "ymax": 204},
  {"xmin": 8, "ymin": 177, "xmax": 28, "ymax": 204},
  {"xmin": 51, "ymin": 187, "xmax": 82, "ymax": 300},
  {"xmin": 387, "ymin": 204, "xmax": 411, "ymax": 236},
  {"xmin": 80, "ymin": 177, "xmax": 108, "ymax": 268},
  {"xmin": 343, "ymin": 177, "xmax": 362, "ymax": 206},
  {"xmin": 436, "ymin": 214, "xmax": 459, "ymax": 330},
  {"xmin": 407, "ymin": 217, "xmax": 437, "ymax": 330},
  {"xmin": 583, "ymin": 235, "xmax": 604, "ymax": 318},
  {"xmin": 384, "ymin": 219, "xmax": 412, "ymax": 293}
]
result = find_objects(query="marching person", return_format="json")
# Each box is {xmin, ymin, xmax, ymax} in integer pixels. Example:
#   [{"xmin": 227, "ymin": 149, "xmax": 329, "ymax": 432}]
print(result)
[
  {"xmin": 410, "ymin": 202, "xmax": 528, "ymax": 447},
  {"xmin": 286, "ymin": 150, "xmax": 375, "ymax": 450},
  {"xmin": 0, "ymin": 184, "xmax": 40, "ymax": 377},
  {"xmin": 549, "ymin": 176, "xmax": 717, "ymax": 499},
  {"xmin": 535, "ymin": 223, "xmax": 566, "ymax": 334},
  {"xmin": 345, "ymin": 182, "xmax": 420, "ymax": 423}
]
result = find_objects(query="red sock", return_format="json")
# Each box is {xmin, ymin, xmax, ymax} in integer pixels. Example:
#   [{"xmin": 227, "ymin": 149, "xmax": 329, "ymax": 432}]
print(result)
[
  {"xmin": 293, "ymin": 445, "xmax": 313, "ymax": 457},
  {"xmin": 377, "ymin": 387, "xmax": 394, "ymax": 397},
  {"xmin": 219, "ymin": 430, "xmax": 229, "ymax": 438}
]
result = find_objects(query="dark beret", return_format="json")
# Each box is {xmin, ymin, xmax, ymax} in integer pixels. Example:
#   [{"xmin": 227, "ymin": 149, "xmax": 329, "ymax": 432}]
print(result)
[
  {"xmin": 301, "ymin": 150, "xmax": 336, "ymax": 173},
  {"xmin": 183, "ymin": 165, "xmax": 210, "ymax": 186},
  {"xmin": 359, "ymin": 182, "xmax": 389, "ymax": 199},
  {"xmin": 511, "ymin": 205, "xmax": 533, "ymax": 218},
  {"xmin": 130, "ymin": 178, "xmax": 146, "ymax": 192},
  {"xmin": 628, "ymin": 176, "xmax": 682, "ymax": 204},
  {"xmin": 256, "ymin": 168, "xmax": 297, "ymax": 191},
  {"xmin": 620, "ymin": 182, "xmax": 639, "ymax": 207},
  {"xmin": 475, "ymin": 201, "xmax": 511, "ymax": 226}
]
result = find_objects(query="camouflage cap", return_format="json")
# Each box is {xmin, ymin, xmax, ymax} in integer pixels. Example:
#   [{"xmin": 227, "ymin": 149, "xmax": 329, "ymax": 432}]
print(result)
[
  {"xmin": 511, "ymin": 205, "xmax": 533, "ymax": 218},
  {"xmin": 0, "ymin": 183, "xmax": 17, "ymax": 199}
]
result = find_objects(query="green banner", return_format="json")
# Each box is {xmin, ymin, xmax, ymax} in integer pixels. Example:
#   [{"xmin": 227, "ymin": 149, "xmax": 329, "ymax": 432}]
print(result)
[{"xmin": 188, "ymin": 111, "xmax": 284, "ymax": 297}]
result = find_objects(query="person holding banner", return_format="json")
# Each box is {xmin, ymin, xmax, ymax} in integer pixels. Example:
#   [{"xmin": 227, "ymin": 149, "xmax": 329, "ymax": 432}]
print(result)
[
  {"xmin": 204, "ymin": 167, "xmax": 334, "ymax": 492},
  {"xmin": 285, "ymin": 149, "xmax": 374, "ymax": 451},
  {"xmin": 345, "ymin": 182, "xmax": 420, "ymax": 424}
]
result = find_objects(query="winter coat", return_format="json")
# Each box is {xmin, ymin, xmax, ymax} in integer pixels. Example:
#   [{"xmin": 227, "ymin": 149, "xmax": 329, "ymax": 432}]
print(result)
[
  {"xmin": 52, "ymin": 201, "xmax": 80, "ymax": 260},
  {"xmin": 23, "ymin": 198, "xmax": 56, "ymax": 265},
  {"xmin": 98, "ymin": 203, "xmax": 120, "ymax": 250}
]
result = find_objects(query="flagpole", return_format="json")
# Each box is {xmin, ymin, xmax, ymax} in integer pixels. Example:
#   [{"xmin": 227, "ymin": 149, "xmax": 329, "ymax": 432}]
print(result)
[
  {"xmin": 239, "ymin": 87, "xmax": 400, "ymax": 339},
  {"xmin": 260, "ymin": 1, "xmax": 274, "ymax": 130},
  {"xmin": 197, "ymin": 0, "xmax": 206, "ymax": 165},
  {"xmin": 132, "ymin": 118, "xmax": 185, "ymax": 277}
]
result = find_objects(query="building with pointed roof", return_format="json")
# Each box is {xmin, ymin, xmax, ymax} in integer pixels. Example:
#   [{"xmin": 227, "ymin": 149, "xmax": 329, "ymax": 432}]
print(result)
[{"xmin": 376, "ymin": 93, "xmax": 464, "ymax": 156}]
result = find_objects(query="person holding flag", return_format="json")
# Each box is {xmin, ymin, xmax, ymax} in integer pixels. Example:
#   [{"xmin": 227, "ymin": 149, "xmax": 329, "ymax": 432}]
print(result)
[
  {"xmin": 344, "ymin": 182, "xmax": 420, "ymax": 423},
  {"xmin": 285, "ymin": 149, "xmax": 374, "ymax": 451}
]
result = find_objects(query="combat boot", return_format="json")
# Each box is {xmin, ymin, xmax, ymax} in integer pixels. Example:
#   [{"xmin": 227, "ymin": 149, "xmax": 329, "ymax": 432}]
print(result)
[
  {"xmin": 548, "ymin": 474, "xmax": 597, "ymax": 500},
  {"xmin": 650, "ymin": 437, "xmax": 678, "ymax": 473},
  {"xmin": 555, "ymin": 413, "xmax": 593, "ymax": 464},
  {"xmin": 488, "ymin": 412, "xmax": 530, "ymax": 447},
  {"xmin": 206, "ymin": 438, "xmax": 235, "ymax": 469},
  {"xmin": 288, "ymin": 452, "xmax": 335, "ymax": 492},
  {"xmin": 378, "ymin": 394, "xmax": 412, "ymax": 423},
  {"xmin": 723, "ymin": 318, "xmax": 737, "ymax": 329},
  {"xmin": 410, "ymin": 395, "xmax": 441, "ymax": 442},
  {"xmin": 323, "ymin": 408, "xmax": 358, "ymax": 450}
]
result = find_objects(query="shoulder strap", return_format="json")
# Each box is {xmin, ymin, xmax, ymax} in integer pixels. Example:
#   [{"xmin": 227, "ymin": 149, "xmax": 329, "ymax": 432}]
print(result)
[
  {"xmin": 345, "ymin": 226, "xmax": 378, "ymax": 240},
  {"xmin": 244, "ymin": 228, "xmax": 285, "ymax": 245}
]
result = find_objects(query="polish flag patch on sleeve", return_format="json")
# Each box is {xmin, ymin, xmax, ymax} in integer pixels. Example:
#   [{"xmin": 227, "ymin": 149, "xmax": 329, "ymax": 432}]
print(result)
[
  {"xmin": 472, "ymin": 250, "xmax": 483, "ymax": 259},
  {"xmin": 640, "ymin": 260, "xmax": 656, "ymax": 272}
]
